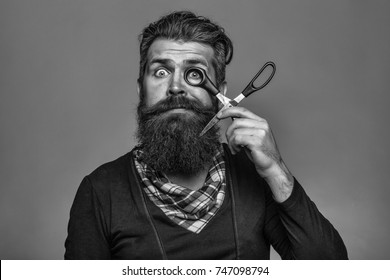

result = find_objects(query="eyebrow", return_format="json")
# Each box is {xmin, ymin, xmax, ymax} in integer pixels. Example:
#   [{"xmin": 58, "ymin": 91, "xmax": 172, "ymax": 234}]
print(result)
[
  {"xmin": 184, "ymin": 59, "xmax": 209, "ymax": 68},
  {"xmin": 148, "ymin": 58, "xmax": 172, "ymax": 67}
]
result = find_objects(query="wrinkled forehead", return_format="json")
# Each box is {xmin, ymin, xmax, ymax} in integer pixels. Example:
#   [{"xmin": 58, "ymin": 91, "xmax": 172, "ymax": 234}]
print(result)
[{"xmin": 146, "ymin": 39, "xmax": 217, "ymax": 70}]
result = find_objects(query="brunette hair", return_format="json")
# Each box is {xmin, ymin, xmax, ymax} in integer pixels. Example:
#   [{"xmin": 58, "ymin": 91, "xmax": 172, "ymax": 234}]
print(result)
[{"xmin": 138, "ymin": 11, "xmax": 233, "ymax": 86}]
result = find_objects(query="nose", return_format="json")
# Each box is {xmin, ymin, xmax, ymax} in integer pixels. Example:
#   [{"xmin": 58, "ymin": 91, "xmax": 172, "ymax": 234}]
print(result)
[{"xmin": 168, "ymin": 72, "xmax": 186, "ymax": 96}]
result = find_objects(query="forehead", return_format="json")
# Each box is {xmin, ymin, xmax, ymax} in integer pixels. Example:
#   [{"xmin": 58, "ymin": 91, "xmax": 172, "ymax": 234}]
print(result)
[{"xmin": 146, "ymin": 39, "xmax": 215, "ymax": 67}]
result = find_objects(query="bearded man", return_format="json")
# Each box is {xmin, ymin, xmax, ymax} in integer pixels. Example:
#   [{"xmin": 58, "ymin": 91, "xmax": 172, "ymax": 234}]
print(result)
[{"xmin": 65, "ymin": 11, "xmax": 348, "ymax": 259}]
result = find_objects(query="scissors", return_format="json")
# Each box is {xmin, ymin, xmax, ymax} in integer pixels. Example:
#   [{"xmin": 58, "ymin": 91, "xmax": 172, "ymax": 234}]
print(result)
[{"xmin": 184, "ymin": 61, "xmax": 276, "ymax": 136}]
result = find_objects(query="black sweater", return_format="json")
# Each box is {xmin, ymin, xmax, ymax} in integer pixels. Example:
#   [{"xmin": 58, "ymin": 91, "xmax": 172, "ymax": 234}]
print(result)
[{"xmin": 65, "ymin": 145, "xmax": 348, "ymax": 259}]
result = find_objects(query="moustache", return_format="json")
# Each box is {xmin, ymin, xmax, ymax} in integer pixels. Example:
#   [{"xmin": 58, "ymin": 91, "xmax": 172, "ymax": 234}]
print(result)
[{"xmin": 139, "ymin": 96, "xmax": 217, "ymax": 117}]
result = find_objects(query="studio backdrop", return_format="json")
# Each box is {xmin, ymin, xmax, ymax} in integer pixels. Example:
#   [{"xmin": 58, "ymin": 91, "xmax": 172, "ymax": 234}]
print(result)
[{"xmin": 1, "ymin": 0, "xmax": 389, "ymax": 259}]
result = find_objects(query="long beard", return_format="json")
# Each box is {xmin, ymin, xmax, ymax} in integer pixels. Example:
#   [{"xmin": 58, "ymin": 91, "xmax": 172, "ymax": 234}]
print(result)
[{"xmin": 136, "ymin": 95, "xmax": 221, "ymax": 175}]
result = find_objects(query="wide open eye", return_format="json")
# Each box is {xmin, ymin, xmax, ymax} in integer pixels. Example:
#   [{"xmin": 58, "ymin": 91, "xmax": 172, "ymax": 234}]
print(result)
[
  {"xmin": 155, "ymin": 69, "xmax": 169, "ymax": 78},
  {"xmin": 185, "ymin": 68, "xmax": 203, "ymax": 85}
]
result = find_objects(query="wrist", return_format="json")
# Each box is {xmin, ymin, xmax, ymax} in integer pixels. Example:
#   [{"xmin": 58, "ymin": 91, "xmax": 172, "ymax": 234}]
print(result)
[
  {"xmin": 258, "ymin": 161, "xmax": 294, "ymax": 203},
  {"xmin": 257, "ymin": 159, "xmax": 291, "ymax": 179}
]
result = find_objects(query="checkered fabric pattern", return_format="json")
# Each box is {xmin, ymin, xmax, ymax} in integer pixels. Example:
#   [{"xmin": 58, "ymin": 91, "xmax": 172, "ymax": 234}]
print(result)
[{"xmin": 133, "ymin": 146, "xmax": 226, "ymax": 234}]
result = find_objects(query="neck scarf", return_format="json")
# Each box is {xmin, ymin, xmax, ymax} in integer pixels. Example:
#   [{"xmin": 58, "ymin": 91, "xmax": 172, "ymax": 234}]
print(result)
[{"xmin": 133, "ymin": 146, "xmax": 226, "ymax": 234}]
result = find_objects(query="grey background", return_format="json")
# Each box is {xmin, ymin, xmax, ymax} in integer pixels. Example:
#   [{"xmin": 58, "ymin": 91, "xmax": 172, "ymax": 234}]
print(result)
[{"xmin": 1, "ymin": 0, "xmax": 389, "ymax": 259}]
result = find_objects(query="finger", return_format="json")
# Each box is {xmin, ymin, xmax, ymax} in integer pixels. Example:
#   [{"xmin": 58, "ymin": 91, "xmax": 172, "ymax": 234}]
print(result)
[
  {"xmin": 228, "ymin": 133, "xmax": 261, "ymax": 155},
  {"xmin": 226, "ymin": 118, "xmax": 269, "ymax": 142},
  {"xmin": 217, "ymin": 106, "xmax": 264, "ymax": 121},
  {"xmin": 226, "ymin": 127, "xmax": 264, "ymax": 155}
]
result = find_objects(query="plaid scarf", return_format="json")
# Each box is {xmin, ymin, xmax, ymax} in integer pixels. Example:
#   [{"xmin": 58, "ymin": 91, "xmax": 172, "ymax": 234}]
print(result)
[{"xmin": 133, "ymin": 146, "xmax": 226, "ymax": 234}]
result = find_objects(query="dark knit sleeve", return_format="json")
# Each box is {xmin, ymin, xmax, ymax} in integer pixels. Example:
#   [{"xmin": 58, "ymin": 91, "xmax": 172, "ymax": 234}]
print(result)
[
  {"xmin": 64, "ymin": 176, "xmax": 111, "ymax": 259},
  {"xmin": 264, "ymin": 178, "xmax": 348, "ymax": 259}
]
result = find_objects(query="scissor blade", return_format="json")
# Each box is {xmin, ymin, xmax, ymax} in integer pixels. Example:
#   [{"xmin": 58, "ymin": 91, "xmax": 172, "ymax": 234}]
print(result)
[
  {"xmin": 199, "ymin": 114, "xmax": 220, "ymax": 137},
  {"xmin": 199, "ymin": 103, "xmax": 233, "ymax": 136}
]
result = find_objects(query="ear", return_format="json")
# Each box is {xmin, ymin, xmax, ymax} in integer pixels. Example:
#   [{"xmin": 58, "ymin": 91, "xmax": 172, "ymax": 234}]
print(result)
[{"xmin": 137, "ymin": 79, "xmax": 141, "ymax": 97}]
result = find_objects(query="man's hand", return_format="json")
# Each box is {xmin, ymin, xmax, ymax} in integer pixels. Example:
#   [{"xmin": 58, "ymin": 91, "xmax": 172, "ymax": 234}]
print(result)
[{"xmin": 217, "ymin": 106, "xmax": 294, "ymax": 202}]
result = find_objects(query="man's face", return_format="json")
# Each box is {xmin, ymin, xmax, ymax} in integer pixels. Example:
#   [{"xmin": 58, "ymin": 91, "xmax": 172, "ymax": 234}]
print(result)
[
  {"xmin": 138, "ymin": 39, "xmax": 225, "ymax": 113},
  {"xmin": 135, "ymin": 39, "xmax": 225, "ymax": 175}
]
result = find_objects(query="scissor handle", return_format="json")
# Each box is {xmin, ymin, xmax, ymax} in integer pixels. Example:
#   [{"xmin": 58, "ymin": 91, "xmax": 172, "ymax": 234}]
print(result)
[
  {"xmin": 241, "ymin": 61, "xmax": 276, "ymax": 98},
  {"xmin": 184, "ymin": 67, "xmax": 220, "ymax": 96}
]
